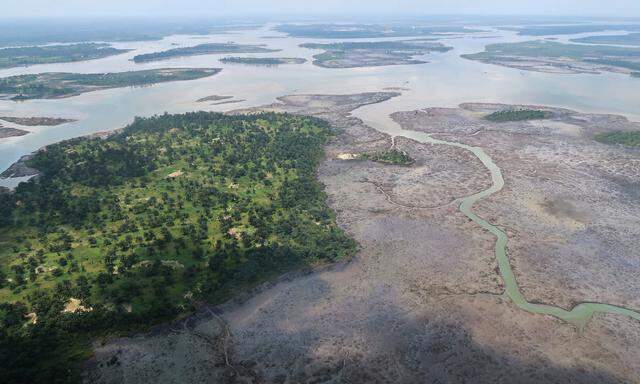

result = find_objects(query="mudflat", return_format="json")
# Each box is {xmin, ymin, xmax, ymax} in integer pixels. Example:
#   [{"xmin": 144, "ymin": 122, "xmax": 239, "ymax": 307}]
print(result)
[{"xmin": 84, "ymin": 94, "xmax": 640, "ymax": 384}]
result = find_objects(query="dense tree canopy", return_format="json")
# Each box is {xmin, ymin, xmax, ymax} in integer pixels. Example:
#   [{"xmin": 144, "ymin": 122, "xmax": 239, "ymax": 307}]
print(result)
[{"xmin": 0, "ymin": 111, "xmax": 356, "ymax": 383}]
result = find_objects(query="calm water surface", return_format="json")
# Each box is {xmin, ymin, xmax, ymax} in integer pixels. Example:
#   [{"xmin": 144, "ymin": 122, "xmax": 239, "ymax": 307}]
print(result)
[{"xmin": 1, "ymin": 23, "xmax": 639, "ymax": 187}]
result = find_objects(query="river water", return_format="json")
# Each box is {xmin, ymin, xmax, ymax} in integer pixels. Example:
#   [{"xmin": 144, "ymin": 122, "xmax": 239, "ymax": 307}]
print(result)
[{"xmin": 1, "ymin": 23, "xmax": 640, "ymax": 187}]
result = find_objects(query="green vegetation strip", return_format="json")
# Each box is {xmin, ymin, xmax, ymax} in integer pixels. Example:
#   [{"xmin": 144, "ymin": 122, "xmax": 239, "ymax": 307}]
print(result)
[
  {"xmin": 484, "ymin": 109, "xmax": 551, "ymax": 122},
  {"xmin": 0, "ymin": 43, "xmax": 130, "ymax": 69},
  {"xmin": 276, "ymin": 23, "xmax": 479, "ymax": 38},
  {"xmin": 571, "ymin": 32, "xmax": 640, "ymax": 46},
  {"xmin": 595, "ymin": 131, "xmax": 640, "ymax": 147},
  {"xmin": 219, "ymin": 57, "xmax": 306, "ymax": 65},
  {"xmin": 0, "ymin": 68, "xmax": 220, "ymax": 100},
  {"xmin": 0, "ymin": 112, "xmax": 356, "ymax": 383},
  {"xmin": 132, "ymin": 43, "xmax": 280, "ymax": 63}
]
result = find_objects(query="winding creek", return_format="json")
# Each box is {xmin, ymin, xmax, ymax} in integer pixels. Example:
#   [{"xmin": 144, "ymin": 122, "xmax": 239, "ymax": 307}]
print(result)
[{"xmin": 352, "ymin": 101, "xmax": 640, "ymax": 329}]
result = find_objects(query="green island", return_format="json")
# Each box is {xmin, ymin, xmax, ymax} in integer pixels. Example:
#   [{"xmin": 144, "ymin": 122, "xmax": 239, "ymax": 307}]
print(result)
[
  {"xmin": 571, "ymin": 32, "xmax": 640, "ymax": 46},
  {"xmin": 0, "ymin": 112, "xmax": 357, "ymax": 383},
  {"xmin": 462, "ymin": 40, "xmax": 640, "ymax": 77},
  {"xmin": 0, "ymin": 43, "xmax": 130, "ymax": 70},
  {"xmin": 0, "ymin": 116, "xmax": 77, "ymax": 126},
  {"xmin": 594, "ymin": 131, "xmax": 640, "ymax": 147},
  {"xmin": 360, "ymin": 149, "xmax": 414, "ymax": 165},
  {"xmin": 0, "ymin": 68, "xmax": 220, "ymax": 100},
  {"xmin": 219, "ymin": 57, "xmax": 307, "ymax": 66},
  {"xmin": 483, "ymin": 109, "xmax": 551, "ymax": 122},
  {"xmin": 132, "ymin": 43, "xmax": 280, "ymax": 63},
  {"xmin": 301, "ymin": 40, "xmax": 453, "ymax": 68},
  {"xmin": 501, "ymin": 24, "xmax": 640, "ymax": 36},
  {"xmin": 276, "ymin": 23, "xmax": 479, "ymax": 38}
]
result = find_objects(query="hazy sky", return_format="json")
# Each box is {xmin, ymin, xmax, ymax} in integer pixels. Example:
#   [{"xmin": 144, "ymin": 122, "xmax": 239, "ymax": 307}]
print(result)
[{"xmin": 3, "ymin": 0, "xmax": 640, "ymax": 18}]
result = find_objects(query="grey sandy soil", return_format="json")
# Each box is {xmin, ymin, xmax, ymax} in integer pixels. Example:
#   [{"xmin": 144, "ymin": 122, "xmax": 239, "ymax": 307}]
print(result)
[
  {"xmin": 84, "ymin": 95, "xmax": 640, "ymax": 383},
  {"xmin": 394, "ymin": 103, "xmax": 640, "ymax": 311},
  {"xmin": 0, "ymin": 116, "xmax": 76, "ymax": 126},
  {"xmin": 0, "ymin": 154, "xmax": 39, "ymax": 178},
  {"xmin": 0, "ymin": 127, "xmax": 29, "ymax": 139}
]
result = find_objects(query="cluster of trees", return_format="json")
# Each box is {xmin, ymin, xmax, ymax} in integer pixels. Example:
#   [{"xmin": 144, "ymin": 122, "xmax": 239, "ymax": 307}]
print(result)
[
  {"xmin": 595, "ymin": 131, "xmax": 640, "ymax": 147},
  {"xmin": 0, "ymin": 111, "xmax": 357, "ymax": 383},
  {"xmin": 360, "ymin": 149, "xmax": 414, "ymax": 165},
  {"xmin": 0, "ymin": 43, "xmax": 129, "ymax": 69},
  {"xmin": 484, "ymin": 109, "xmax": 551, "ymax": 122}
]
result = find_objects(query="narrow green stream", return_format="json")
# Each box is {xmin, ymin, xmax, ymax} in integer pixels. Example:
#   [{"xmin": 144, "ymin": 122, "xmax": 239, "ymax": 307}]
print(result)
[
  {"xmin": 357, "ymin": 107, "xmax": 640, "ymax": 328},
  {"xmin": 427, "ymin": 135, "xmax": 640, "ymax": 329}
]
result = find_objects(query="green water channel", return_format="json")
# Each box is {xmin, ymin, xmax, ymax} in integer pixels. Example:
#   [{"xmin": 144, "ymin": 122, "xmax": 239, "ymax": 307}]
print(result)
[
  {"xmin": 435, "ymin": 136, "xmax": 640, "ymax": 329},
  {"xmin": 363, "ymin": 116, "xmax": 640, "ymax": 329}
]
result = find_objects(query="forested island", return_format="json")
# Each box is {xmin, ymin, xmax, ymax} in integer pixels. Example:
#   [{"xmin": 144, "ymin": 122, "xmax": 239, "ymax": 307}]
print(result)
[
  {"xmin": 571, "ymin": 32, "xmax": 640, "ymax": 46},
  {"xmin": 484, "ymin": 109, "xmax": 551, "ymax": 122},
  {"xmin": 462, "ymin": 40, "xmax": 640, "ymax": 76},
  {"xmin": 0, "ymin": 43, "xmax": 130, "ymax": 69},
  {"xmin": 132, "ymin": 43, "xmax": 279, "ymax": 63},
  {"xmin": 0, "ymin": 68, "xmax": 220, "ymax": 100},
  {"xmin": 277, "ymin": 23, "xmax": 479, "ymax": 38},
  {"xmin": 0, "ymin": 111, "xmax": 357, "ymax": 383},
  {"xmin": 301, "ymin": 40, "xmax": 453, "ymax": 68},
  {"xmin": 219, "ymin": 57, "xmax": 307, "ymax": 66}
]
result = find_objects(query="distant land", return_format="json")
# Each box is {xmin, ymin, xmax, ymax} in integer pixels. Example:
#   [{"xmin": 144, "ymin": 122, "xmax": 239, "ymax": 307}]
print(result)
[
  {"xmin": 219, "ymin": 57, "xmax": 307, "ymax": 66},
  {"xmin": 132, "ymin": 43, "xmax": 280, "ymax": 63},
  {"xmin": 0, "ymin": 68, "xmax": 221, "ymax": 100},
  {"xmin": 462, "ymin": 40, "xmax": 640, "ymax": 76},
  {"xmin": 0, "ymin": 20, "xmax": 263, "ymax": 47},
  {"xmin": 571, "ymin": 33, "xmax": 640, "ymax": 46},
  {"xmin": 0, "ymin": 43, "xmax": 130, "ymax": 69},
  {"xmin": 276, "ymin": 23, "xmax": 481, "ymax": 38},
  {"xmin": 301, "ymin": 40, "xmax": 452, "ymax": 68},
  {"xmin": 501, "ymin": 24, "xmax": 640, "ymax": 36},
  {"xmin": 0, "ymin": 116, "xmax": 77, "ymax": 126}
]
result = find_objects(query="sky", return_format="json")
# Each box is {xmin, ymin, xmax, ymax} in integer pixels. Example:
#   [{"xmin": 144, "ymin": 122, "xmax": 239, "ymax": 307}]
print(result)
[{"xmin": 2, "ymin": 0, "xmax": 640, "ymax": 18}]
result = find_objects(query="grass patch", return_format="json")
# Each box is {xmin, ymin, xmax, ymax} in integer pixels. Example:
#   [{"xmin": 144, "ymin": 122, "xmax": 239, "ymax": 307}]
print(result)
[
  {"xmin": 595, "ymin": 131, "xmax": 640, "ymax": 147},
  {"xmin": 484, "ymin": 109, "xmax": 551, "ymax": 122}
]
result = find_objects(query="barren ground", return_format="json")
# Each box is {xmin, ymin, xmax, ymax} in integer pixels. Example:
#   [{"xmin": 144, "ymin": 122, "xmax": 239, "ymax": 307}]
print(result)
[{"xmin": 84, "ymin": 94, "xmax": 640, "ymax": 384}]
